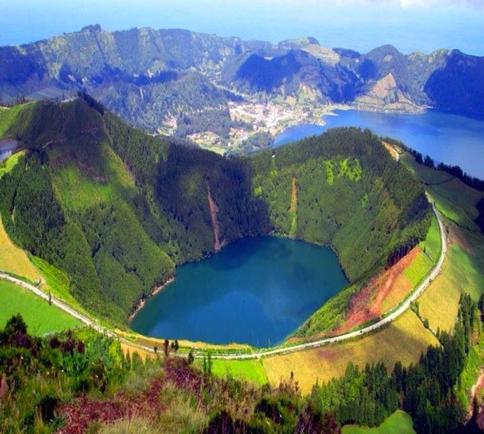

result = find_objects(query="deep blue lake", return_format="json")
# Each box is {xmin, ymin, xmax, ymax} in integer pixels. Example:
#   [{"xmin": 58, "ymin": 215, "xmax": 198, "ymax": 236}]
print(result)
[
  {"xmin": 274, "ymin": 110, "xmax": 484, "ymax": 179},
  {"xmin": 130, "ymin": 237, "xmax": 348, "ymax": 347}
]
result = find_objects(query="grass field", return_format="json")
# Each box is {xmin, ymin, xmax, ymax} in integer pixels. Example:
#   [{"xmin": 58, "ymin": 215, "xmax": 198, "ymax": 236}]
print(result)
[
  {"xmin": 402, "ymin": 154, "xmax": 482, "ymax": 232},
  {"xmin": 342, "ymin": 410, "xmax": 416, "ymax": 434},
  {"xmin": 205, "ymin": 359, "xmax": 268, "ymax": 385},
  {"xmin": 402, "ymin": 217, "xmax": 441, "ymax": 289},
  {"xmin": 418, "ymin": 242, "xmax": 481, "ymax": 333},
  {"xmin": 0, "ymin": 280, "xmax": 81, "ymax": 335},
  {"xmin": 405, "ymin": 158, "xmax": 484, "ymax": 333},
  {"xmin": 263, "ymin": 310, "xmax": 438, "ymax": 394}
]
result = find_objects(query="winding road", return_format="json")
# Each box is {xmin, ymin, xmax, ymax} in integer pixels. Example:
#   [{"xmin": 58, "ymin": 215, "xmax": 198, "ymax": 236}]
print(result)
[{"xmin": 0, "ymin": 203, "xmax": 446, "ymax": 360}]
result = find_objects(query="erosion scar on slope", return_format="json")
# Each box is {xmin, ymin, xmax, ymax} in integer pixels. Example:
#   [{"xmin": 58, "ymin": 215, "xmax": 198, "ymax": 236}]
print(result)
[
  {"xmin": 207, "ymin": 182, "xmax": 222, "ymax": 252},
  {"xmin": 334, "ymin": 247, "xmax": 420, "ymax": 334},
  {"xmin": 289, "ymin": 176, "xmax": 298, "ymax": 237}
]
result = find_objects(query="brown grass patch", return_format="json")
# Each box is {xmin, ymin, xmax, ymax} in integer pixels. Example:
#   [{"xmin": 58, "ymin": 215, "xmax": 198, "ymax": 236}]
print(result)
[
  {"xmin": 118, "ymin": 330, "xmax": 251, "ymax": 352},
  {"xmin": 263, "ymin": 310, "xmax": 438, "ymax": 395},
  {"xmin": 0, "ymin": 216, "xmax": 40, "ymax": 282},
  {"xmin": 120, "ymin": 343, "xmax": 156, "ymax": 362},
  {"xmin": 447, "ymin": 222, "xmax": 472, "ymax": 253}
]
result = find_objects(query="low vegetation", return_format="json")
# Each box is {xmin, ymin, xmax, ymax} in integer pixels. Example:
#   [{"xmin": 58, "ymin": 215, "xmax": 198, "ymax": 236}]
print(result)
[
  {"xmin": 0, "ymin": 293, "xmax": 480, "ymax": 433},
  {"xmin": 342, "ymin": 410, "xmax": 416, "ymax": 434}
]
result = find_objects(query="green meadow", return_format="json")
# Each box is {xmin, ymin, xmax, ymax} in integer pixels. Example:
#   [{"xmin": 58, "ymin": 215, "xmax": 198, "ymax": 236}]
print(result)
[
  {"xmin": 342, "ymin": 410, "xmax": 416, "ymax": 434},
  {"xmin": 196, "ymin": 359, "xmax": 268, "ymax": 386},
  {"xmin": 0, "ymin": 280, "xmax": 81, "ymax": 335}
]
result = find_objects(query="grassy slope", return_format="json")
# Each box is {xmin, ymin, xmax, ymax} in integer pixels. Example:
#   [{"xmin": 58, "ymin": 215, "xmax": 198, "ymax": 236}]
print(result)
[
  {"xmin": 30, "ymin": 255, "xmax": 87, "ymax": 313},
  {"xmin": 0, "ymin": 103, "xmax": 34, "ymax": 137},
  {"xmin": 342, "ymin": 410, "xmax": 416, "ymax": 434},
  {"xmin": 0, "ymin": 100, "xmax": 177, "ymax": 323},
  {"xmin": 0, "ymin": 150, "xmax": 41, "ymax": 281},
  {"xmin": 0, "ymin": 280, "xmax": 81, "ymax": 335},
  {"xmin": 0, "ymin": 150, "xmax": 24, "ymax": 178},
  {"xmin": 403, "ymin": 216, "xmax": 441, "ymax": 288},
  {"xmin": 402, "ymin": 153, "xmax": 484, "ymax": 332}
]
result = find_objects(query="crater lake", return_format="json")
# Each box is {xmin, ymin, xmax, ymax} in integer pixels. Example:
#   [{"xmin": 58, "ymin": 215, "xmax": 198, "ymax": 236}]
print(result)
[{"xmin": 130, "ymin": 237, "xmax": 348, "ymax": 347}]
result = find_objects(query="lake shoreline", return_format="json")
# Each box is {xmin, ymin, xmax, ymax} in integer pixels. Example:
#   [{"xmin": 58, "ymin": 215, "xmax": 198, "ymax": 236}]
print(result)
[
  {"xmin": 128, "ymin": 276, "xmax": 175, "ymax": 322},
  {"xmin": 273, "ymin": 108, "xmax": 484, "ymax": 179},
  {"xmin": 129, "ymin": 236, "xmax": 348, "ymax": 346}
]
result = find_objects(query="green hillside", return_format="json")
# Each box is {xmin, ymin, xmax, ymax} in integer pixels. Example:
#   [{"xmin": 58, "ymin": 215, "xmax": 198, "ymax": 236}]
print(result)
[
  {"xmin": 0, "ymin": 97, "xmax": 430, "ymax": 328},
  {"xmin": 250, "ymin": 129, "xmax": 430, "ymax": 281}
]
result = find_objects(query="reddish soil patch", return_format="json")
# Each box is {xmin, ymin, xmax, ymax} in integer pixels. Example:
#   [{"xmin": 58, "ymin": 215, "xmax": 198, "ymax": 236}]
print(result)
[
  {"xmin": 447, "ymin": 222, "xmax": 472, "ymax": 253},
  {"xmin": 57, "ymin": 359, "xmax": 204, "ymax": 434},
  {"xmin": 316, "ymin": 348, "xmax": 339, "ymax": 363},
  {"xmin": 57, "ymin": 378, "xmax": 164, "ymax": 434},
  {"xmin": 471, "ymin": 371, "xmax": 484, "ymax": 406},
  {"xmin": 334, "ymin": 247, "xmax": 420, "ymax": 334},
  {"xmin": 478, "ymin": 410, "xmax": 484, "ymax": 431}
]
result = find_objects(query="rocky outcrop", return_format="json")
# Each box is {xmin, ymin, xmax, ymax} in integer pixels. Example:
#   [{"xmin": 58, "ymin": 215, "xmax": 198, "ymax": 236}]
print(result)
[{"xmin": 354, "ymin": 73, "xmax": 424, "ymax": 114}]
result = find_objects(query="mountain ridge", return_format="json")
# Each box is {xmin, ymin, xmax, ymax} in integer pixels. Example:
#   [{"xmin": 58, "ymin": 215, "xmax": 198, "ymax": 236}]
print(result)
[{"xmin": 1, "ymin": 25, "xmax": 483, "ymax": 153}]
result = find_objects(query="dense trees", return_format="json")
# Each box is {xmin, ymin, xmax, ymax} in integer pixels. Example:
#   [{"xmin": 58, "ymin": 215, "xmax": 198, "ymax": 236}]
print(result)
[{"xmin": 251, "ymin": 128, "xmax": 431, "ymax": 282}]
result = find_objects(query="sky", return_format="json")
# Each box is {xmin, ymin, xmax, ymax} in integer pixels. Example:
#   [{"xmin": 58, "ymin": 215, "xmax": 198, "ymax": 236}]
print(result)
[{"xmin": 1, "ymin": 0, "xmax": 483, "ymax": 54}]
